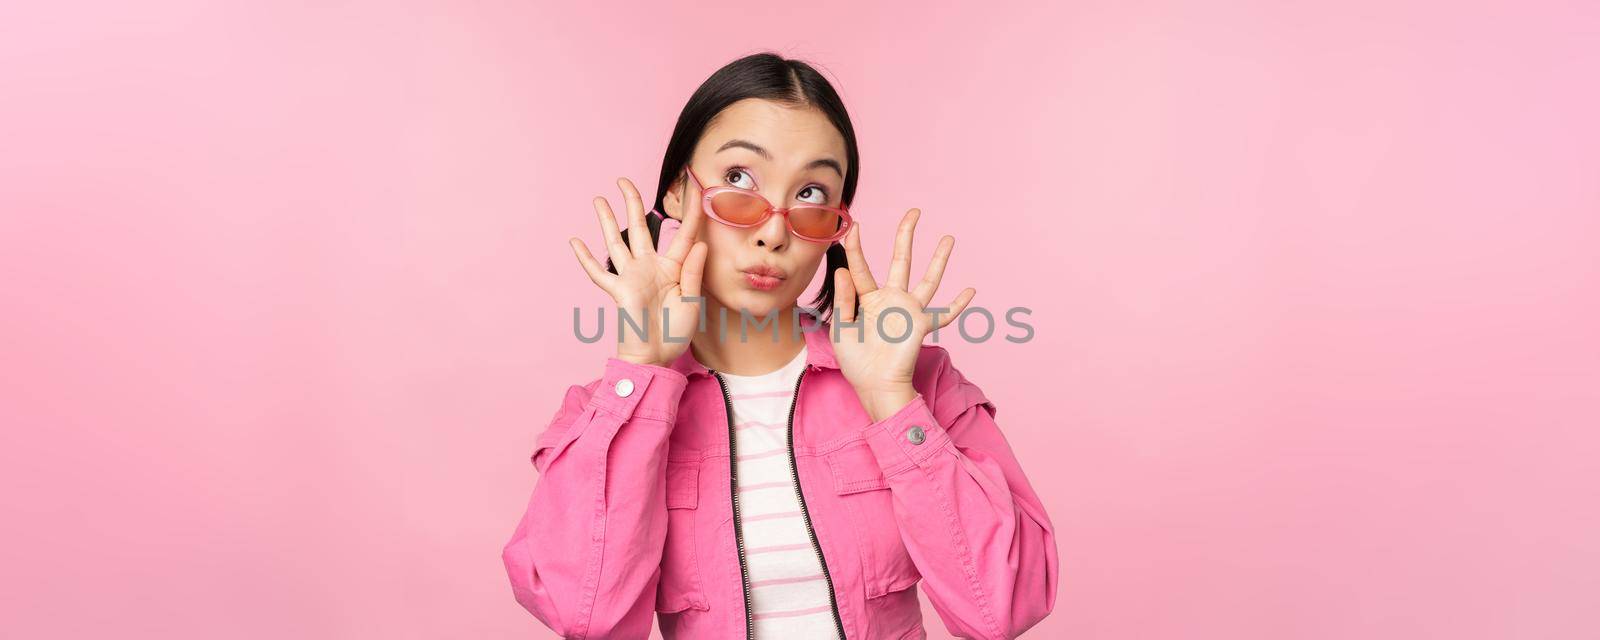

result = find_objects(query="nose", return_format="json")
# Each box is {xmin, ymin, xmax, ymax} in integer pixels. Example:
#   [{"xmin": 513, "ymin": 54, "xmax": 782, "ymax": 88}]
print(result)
[{"xmin": 751, "ymin": 206, "xmax": 789, "ymax": 251}]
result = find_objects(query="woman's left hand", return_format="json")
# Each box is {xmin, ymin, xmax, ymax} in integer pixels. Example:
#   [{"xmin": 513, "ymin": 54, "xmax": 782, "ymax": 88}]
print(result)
[{"xmin": 832, "ymin": 208, "xmax": 976, "ymax": 422}]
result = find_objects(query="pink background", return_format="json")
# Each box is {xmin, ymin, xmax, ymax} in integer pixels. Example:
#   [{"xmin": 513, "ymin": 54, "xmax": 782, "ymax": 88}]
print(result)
[{"xmin": 3, "ymin": 1, "xmax": 1597, "ymax": 638}]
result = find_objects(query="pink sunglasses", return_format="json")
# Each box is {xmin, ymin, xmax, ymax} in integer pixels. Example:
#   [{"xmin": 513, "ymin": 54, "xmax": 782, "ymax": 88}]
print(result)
[{"xmin": 656, "ymin": 169, "xmax": 853, "ymax": 243}]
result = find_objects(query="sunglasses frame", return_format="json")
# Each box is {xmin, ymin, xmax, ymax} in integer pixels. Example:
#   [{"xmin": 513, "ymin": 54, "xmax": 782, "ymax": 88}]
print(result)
[{"xmin": 673, "ymin": 169, "xmax": 854, "ymax": 243}]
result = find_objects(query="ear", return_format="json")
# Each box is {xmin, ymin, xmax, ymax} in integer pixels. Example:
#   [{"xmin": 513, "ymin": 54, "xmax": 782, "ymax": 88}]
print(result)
[{"xmin": 660, "ymin": 176, "xmax": 685, "ymax": 222}]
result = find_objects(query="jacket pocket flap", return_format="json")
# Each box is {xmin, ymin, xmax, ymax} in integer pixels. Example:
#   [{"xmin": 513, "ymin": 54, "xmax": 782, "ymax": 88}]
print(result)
[{"xmin": 824, "ymin": 441, "xmax": 889, "ymax": 495}]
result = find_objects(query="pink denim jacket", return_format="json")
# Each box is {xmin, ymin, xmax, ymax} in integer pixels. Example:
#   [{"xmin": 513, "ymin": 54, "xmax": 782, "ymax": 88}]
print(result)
[{"xmin": 502, "ymin": 314, "xmax": 1059, "ymax": 639}]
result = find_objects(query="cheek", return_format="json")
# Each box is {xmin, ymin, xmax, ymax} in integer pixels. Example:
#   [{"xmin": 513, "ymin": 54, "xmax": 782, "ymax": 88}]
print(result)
[
  {"xmin": 696, "ymin": 228, "xmax": 747, "ymax": 300},
  {"xmin": 795, "ymin": 243, "xmax": 829, "ymax": 276},
  {"xmin": 777, "ymin": 244, "xmax": 829, "ymax": 295},
  {"xmin": 701, "ymin": 226, "xmax": 742, "ymax": 274}
]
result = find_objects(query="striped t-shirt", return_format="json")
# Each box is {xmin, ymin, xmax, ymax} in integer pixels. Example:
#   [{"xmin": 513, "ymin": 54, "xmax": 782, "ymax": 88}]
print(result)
[{"xmin": 718, "ymin": 344, "xmax": 843, "ymax": 639}]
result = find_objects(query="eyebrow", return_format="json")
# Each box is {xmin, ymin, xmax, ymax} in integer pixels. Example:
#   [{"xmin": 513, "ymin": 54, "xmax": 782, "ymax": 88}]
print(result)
[{"xmin": 716, "ymin": 139, "xmax": 844, "ymax": 178}]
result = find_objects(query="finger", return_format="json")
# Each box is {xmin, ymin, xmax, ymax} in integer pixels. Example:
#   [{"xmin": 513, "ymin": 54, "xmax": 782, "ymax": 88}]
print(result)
[
  {"xmin": 663, "ymin": 170, "xmax": 705, "ymax": 263},
  {"xmin": 912, "ymin": 234, "xmax": 954, "ymax": 306},
  {"xmin": 679, "ymin": 241, "xmax": 708, "ymax": 299},
  {"xmin": 618, "ymin": 177, "xmax": 654, "ymax": 257},
  {"xmin": 842, "ymin": 222, "xmax": 878, "ymax": 295},
  {"xmin": 594, "ymin": 196, "xmax": 629, "ymax": 268},
  {"xmin": 937, "ymin": 287, "xmax": 977, "ymax": 329},
  {"xmin": 833, "ymin": 267, "xmax": 857, "ymax": 323},
  {"xmin": 886, "ymin": 208, "xmax": 920, "ymax": 290},
  {"xmin": 570, "ymin": 237, "xmax": 614, "ymax": 293}
]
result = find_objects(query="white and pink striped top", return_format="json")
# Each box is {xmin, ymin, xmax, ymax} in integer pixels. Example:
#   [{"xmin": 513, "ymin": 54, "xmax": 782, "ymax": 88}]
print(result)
[{"xmin": 718, "ymin": 344, "xmax": 843, "ymax": 639}]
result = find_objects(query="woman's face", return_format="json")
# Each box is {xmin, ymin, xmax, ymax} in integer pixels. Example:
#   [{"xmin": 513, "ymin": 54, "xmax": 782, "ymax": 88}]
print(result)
[{"xmin": 663, "ymin": 98, "xmax": 849, "ymax": 320}]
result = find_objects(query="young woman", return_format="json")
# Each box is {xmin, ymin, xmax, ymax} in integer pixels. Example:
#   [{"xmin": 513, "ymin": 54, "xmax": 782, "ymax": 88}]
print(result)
[{"xmin": 502, "ymin": 53, "xmax": 1059, "ymax": 640}]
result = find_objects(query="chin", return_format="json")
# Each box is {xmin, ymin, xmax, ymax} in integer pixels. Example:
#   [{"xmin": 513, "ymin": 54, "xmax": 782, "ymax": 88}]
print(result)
[{"xmin": 718, "ymin": 286, "xmax": 799, "ymax": 320}]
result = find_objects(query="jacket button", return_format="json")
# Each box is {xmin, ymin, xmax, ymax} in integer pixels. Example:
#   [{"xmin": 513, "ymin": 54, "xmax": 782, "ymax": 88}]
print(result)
[
  {"xmin": 906, "ymin": 426, "xmax": 926, "ymax": 445},
  {"xmin": 615, "ymin": 378, "xmax": 635, "ymax": 397}
]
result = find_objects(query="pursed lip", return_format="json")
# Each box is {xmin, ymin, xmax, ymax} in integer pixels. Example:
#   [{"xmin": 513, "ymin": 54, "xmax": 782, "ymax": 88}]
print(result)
[{"xmin": 740, "ymin": 264, "xmax": 788, "ymax": 280}]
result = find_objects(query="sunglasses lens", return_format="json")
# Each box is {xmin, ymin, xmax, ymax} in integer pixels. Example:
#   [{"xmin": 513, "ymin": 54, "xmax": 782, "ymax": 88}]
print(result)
[
  {"xmin": 788, "ymin": 207, "xmax": 844, "ymax": 240},
  {"xmin": 709, "ymin": 191, "xmax": 769, "ymax": 225}
]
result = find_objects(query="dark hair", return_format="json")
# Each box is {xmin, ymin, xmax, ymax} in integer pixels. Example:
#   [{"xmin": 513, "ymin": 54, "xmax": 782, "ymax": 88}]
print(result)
[{"xmin": 605, "ymin": 51, "xmax": 860, "ymax": 323}]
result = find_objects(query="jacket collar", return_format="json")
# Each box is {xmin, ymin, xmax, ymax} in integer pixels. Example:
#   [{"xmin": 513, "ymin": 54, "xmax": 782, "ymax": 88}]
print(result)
[{"xmin": 667, "ymin": 311, "xmax": 840, "ymax": 379}]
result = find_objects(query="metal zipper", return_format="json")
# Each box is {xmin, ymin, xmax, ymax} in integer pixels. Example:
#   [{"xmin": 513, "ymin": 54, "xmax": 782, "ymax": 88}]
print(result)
[
  {"xmin": 785, "ymin": 367, "xmax": 849, "ymax": 640},
  {"xmin": 715, "ymin": 365, "xmax": 847, "ymax": 640},
  {"xmin": 712, "ymin": 370, "xmax": 756, "ymax": 640}
]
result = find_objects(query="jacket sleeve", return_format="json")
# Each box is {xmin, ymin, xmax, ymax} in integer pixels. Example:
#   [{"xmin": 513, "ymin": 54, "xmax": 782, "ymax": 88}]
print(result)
[
  {"xmin": 858, "ymin": 346, "xmax": 1060, "ymax": 640},
  {"xmin": 501, "ymin": 357, "xmax": 690, "ymax": 639}
]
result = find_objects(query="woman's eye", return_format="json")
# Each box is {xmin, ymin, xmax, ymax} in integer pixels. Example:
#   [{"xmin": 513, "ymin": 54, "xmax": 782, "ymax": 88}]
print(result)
[
  {"xmin": 798, "ymin": 185, "xmax": 829, "ymax": 205},
  {"xmin": 724, "ymin": 168, "xmax": 755, "ymax": 190}
]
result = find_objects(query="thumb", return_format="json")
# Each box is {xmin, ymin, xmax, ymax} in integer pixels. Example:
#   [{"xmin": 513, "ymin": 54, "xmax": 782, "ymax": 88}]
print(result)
[
  {"xmin": 679, "ymin": 241, "xmax": 708, "ymax": 299},
  {"xmin": 833, "ymin": 267, "xmax": 856, "ymax": 324}
]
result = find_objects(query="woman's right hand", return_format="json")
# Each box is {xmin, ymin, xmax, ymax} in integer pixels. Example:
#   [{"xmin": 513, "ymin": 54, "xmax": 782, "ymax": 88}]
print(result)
[{"xmin": 569, "ymin": 175, "xmax": 707, "ymax": 367}]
